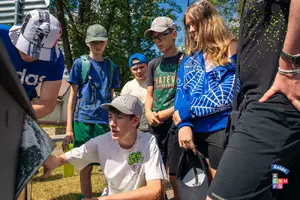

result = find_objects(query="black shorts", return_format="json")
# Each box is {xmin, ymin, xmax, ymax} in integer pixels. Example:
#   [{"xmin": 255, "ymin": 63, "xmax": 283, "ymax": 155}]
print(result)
[
  {"xmin": 208, "ymin": 102, "xmax": 300, "ymax": 200},
  {"xmin": 194, "ymin": 129, "xmax": 225, "ymax": 170},
  {"xmin": 148, "ymin": 118, "xmax": 183, "ymax": 176}
]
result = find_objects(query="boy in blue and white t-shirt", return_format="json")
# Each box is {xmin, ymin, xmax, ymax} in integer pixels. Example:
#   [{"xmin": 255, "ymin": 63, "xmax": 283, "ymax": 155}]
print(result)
[{"xmin": 62, "ymin": 24, "xmax": 119, "ymax": 199}]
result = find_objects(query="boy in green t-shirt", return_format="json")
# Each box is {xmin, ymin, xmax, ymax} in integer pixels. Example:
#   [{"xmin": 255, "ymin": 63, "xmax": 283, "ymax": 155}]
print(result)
[
  {"xmin": 63, "ymin": 24, "xmax": 119, "ymax": 199},
  {"xmin": 144, "ymin": 16, "xmax": 184, "ymax": 200}
]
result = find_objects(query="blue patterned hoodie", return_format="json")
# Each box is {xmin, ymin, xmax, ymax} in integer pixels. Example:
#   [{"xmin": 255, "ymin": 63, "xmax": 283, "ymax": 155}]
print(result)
[{"xmin": 175, "ymin": 51, "xmax": 239, "ymax": 133}]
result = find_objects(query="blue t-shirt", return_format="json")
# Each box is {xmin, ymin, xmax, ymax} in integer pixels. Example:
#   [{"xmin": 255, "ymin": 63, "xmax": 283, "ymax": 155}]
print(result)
[
  {"xmin": 68, "ymin": 57, "xmax": 120, "ymax": 124},
  {"xmin": 0, "ymin": 24, "xmax": 65, "ymax": 98}
]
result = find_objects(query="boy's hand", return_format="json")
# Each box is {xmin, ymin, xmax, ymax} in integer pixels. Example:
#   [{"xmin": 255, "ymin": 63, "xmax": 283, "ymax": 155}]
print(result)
[
  {"xmin": 62, "ymin": 131, "xmax": 74, "ymax": 152},
  {"xmin": 172, "ymin": 110, "xmax": 182, "ymax": 126},
  {"xmin": 178, "ymin": 126, "xmax": 197, "ymax": 154},
  {"xmin": 157, "ymin": 110, "xmax": 171, "ymax": 122},
  {"xmin": 146, "ymin": 111, "xmax": 162, "ymax": 126},
  {"xmin": 38, "ymin": 155, "xmax": 59, "ymax": 181},
  {"xmin": 259, "ymin": 72, "xmax": 300, "ymax": 111},
  {"xmin": 259, "ymin": 58, "xmax": 300, "ymax": 111}
]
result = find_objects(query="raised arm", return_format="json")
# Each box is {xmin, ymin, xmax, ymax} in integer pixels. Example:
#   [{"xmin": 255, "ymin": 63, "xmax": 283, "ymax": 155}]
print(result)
[{"xmin": 40, "ymin": 137, "xmax": 100, "ymax": 180}]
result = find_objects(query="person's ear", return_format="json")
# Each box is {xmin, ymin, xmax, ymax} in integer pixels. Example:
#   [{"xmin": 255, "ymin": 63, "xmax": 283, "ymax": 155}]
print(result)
[
  {"xmin": 86, "ymin": 42, "xmax": 90, "ymax": 48},
  {"xmin": 172, "ymin": 30, "xmax": 177, "ymax": 39},
  {"xmin": 133, "ymin": 116, "xmax": 140, "ymax": 127},
  {"xmin": 105, "ymin": 40, "xmax": 109, "ymax": 47}
]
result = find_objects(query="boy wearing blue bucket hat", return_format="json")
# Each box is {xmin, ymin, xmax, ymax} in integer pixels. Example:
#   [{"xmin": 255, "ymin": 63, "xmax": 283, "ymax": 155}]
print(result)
[{"xmin": 121, "ymin": 53, "xmax": 149, "ymax": 131}]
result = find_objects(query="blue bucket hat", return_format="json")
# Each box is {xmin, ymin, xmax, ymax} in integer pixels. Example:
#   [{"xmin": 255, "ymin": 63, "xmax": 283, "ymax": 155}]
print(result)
[{"xmin": 128, "ymin": 53, "xmax": 149, "ymax": 68}]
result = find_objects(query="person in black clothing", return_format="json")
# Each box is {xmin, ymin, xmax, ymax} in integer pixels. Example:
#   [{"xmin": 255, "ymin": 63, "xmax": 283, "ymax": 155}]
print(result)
[{"xmin": 207, "ymin": 0, "xmax": 300, "ymax": 199}]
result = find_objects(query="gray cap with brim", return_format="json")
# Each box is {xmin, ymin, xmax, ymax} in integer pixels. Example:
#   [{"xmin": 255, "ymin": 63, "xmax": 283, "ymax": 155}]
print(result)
[
  {"xmin": 101, "ymin": 94, "xmax": 142, "ymax": 117},
  {"xmin": 85, "ymin": 24, "xmax": 108, "ymax": 43},
  {"xmin": 85, "ymin": 37, "xmax": 108, "ymax": 43},
  {"xmin": 144, "ymin": 16, "xmax": 175, "ymax": 38}
]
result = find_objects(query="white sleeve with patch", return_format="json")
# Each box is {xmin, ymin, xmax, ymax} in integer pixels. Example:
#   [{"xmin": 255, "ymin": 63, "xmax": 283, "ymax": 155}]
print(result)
[
  {"xmin": 144, "ymin": 135, "xmax": 168, "ymax": 183},
  {"xmin": 65, "ymin": 137, "xmax": 100, "ymax": 171}
]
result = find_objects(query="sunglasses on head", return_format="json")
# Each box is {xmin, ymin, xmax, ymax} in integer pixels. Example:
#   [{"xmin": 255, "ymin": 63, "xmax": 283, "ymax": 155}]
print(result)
[{"xmin": 152, "ymin": 30, "xmax": 173, "ymax": 42}]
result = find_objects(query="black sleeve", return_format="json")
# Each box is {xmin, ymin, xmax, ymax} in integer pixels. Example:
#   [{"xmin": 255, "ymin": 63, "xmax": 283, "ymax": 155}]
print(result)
[{"xmin": 147, "ymin": 58, "xmax": 156, "ymax": 87}]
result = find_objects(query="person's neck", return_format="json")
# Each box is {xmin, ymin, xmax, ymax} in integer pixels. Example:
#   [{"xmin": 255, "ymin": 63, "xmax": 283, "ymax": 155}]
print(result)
[
  {"xmin": 118, "ymin": 130, "xmax": 138, "ymax": 150},
  {"xmin": 135, "ymin": 78, "xmax": 147, "ymax": 84},
  {"xmin": 89, "ymin": 53, "xmax": 104, "ymax": 62},
  {"xmin": 162, "ymin": 45, "xmax": 178, "ymax": 58}
]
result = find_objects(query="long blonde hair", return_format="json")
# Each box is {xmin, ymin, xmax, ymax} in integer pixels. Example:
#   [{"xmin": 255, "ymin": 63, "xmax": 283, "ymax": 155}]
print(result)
[{"xmin": 184, "ymin": 0, "xmax": 234, "ymax": 66}]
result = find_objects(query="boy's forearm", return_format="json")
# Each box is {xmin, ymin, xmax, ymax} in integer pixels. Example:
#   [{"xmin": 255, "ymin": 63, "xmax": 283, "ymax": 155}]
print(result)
[
  {"xmin": 32, "ymin": 100, "xmax": 56, "ymax": 118},
  {"xmin": 66, "ymin": 86, "xmax": 77, "ymax": 132},
  {"xmin": 145, "ymin": 86, "xmax": 154, "ymax": 113},
  {"xmin": 57, "ymin": 154, "xmax": 69, "ymax": 166},
  {"xmin": 44, "ymin": 154, "xmax": 69, "ymax": 169},
  {"xmin": 159, "ymin": 106, "xmax": 174, "ymax": 118},
  {"xmin": 145, "ymin": 97, "xmax": 153, "ymax": 114}
]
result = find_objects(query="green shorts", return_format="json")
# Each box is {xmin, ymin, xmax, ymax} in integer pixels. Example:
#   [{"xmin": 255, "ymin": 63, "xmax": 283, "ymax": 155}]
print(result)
[{"xmin": 73, "ymin": 122, "xmax": 110, "ymax": 148}]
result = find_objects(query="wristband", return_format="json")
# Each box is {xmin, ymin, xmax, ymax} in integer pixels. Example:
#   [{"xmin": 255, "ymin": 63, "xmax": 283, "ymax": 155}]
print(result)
[{"xmin": 278, "ymin": 67, "xmax": 300, "ymax": 75}]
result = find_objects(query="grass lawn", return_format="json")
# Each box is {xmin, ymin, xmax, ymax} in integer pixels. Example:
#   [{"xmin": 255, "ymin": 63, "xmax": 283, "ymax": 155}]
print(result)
[{"xmin": 31, "ymin": 142, "xmax": 107, "ymax": 200}]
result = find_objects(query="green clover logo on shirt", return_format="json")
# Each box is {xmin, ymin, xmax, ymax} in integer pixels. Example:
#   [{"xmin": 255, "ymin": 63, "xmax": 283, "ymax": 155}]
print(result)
[{"xmin": 128, "ymin": 152, "xmax": 144, "ymax": 165}]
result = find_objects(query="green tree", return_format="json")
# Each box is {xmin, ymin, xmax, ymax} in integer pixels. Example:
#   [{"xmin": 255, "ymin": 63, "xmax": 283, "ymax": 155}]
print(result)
[
  {"xmin": 214, "ymin": 0, "xmax": 243, "ymax": 37},
  {"xmin": 50, "ymin": 0, "xmax": 182, "ymax": 90}
]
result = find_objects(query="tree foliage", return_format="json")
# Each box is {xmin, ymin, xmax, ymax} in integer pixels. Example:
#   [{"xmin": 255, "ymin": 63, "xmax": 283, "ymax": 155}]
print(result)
[
  {"xmin": 50, "ymin": 0, "xmax": 182, "ymax": 90},
  {"xmin": 49, "ymin": 0, "xmax": 240, "ymax": 90},
  {"xmin": 212, "ymin": 0, "xmax": 243, "ymax": 37}
]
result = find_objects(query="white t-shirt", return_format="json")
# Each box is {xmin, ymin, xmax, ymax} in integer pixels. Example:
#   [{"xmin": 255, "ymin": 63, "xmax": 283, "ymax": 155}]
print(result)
[
  {"xmin": 121, "ymin": 79, "xmax": 148, "ymax": 131},
  {"xmin": 65, "ymin": 131, "xmax": 168, "ymax": 195}
]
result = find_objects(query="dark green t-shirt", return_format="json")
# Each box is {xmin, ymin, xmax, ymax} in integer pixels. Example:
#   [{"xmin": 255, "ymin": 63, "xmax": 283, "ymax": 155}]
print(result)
[{"xmin": 147, "ymin": 52, "xmax": 184, "ymax": 112}]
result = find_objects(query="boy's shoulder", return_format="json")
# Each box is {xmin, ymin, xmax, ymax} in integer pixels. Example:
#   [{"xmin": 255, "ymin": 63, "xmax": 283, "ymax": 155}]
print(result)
[
  {"xmin": 138, "ymin": 131, "xmax": 156, "ymax": 146},
  {"xmin": 149, "ymin": 52, "xmax": 185, "ymax": 67},
  {"xmin": 0, "ymin": 24, "xmax": 11, "ymax": 33},
  {"xmin": 148, "ymin": 56, "xmax": 163, "ymax": 69},
  {"xmin": 73, "ymin": 56, "xmax": 84, "ymax": 65},
  {"xmin": 124, "ymin": 78, "xmax": 136, "ymax": 86}
]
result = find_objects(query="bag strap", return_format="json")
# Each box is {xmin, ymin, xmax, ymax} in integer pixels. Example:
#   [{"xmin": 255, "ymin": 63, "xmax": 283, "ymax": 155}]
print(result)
[
  {"xmin": 74, "ymin": 55, "xmax": 91, "ymax": 121},
  {"xmin": 107, "ymin": 59, "xmax": 114, "ymax": 90},
  {"xmin": 232, "ymin": 0, "xmax": 247, "ymax": 111},
  {"xmin": 153, "ymin": 56, "xmax": 163, "ymax": 69},
  {"xmin": 80, "ymin": 54, "xmax": 91, "ymax": 86},
  {"xmin": 178, "ymin": 52, "xmax": 185, "ymax": 67}
]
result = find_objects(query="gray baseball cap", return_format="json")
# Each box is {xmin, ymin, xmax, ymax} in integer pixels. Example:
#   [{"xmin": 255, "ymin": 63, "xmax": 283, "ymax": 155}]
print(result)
[
  {"xmin": 144, "ymin": 16, "xmax": 176, "ymax": 38},
  {"xmin": 85, "ymin": 24, "xmax": 108, "ymax": 43},
  {"xmin": 101, "ymin": 94, "xmax": 143, "ymax": 117}
]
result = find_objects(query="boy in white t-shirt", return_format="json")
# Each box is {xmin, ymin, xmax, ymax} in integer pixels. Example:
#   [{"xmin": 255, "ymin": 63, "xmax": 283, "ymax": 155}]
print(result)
[
  {"xmin": 40, "ymin": 94, "xmax": 168, "ymax": 200},
  {"xmin": 121, "ymin": 53, "xmax": 149, "ymax": 131}
]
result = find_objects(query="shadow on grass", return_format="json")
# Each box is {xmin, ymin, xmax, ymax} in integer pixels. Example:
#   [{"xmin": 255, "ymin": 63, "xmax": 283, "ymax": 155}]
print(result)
[
  {"xmin": 51, "ymin": 192, "xmax": 103, "ymax": 200},
  {"xmin": 33, "ymin": 173, "xmax": 63, "ymax": 182}
]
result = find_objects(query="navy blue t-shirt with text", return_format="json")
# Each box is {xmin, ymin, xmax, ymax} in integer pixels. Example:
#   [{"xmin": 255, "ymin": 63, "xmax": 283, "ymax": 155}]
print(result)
[{"xmin": 0, "ymin": 24, "xmax": 65, "ymax": 98}]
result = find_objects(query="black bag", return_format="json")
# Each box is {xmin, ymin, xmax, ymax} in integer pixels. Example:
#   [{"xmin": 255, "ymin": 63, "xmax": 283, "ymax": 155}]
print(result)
[{"xmin": 177, "ymin": 150, "xmax": 210, "ymax": 200}]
